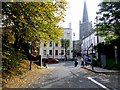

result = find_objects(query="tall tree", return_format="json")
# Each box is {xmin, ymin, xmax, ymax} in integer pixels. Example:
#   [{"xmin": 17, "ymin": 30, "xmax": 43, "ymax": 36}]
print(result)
[
  {"xmin": 95, "ymin": 2, "xmax": 120, "ymax": 42},
  {"xmin": 61, "ymin": 39, "xmax": 70, "ymax": 61},
  {"xmin": 2, "ymin": 1, "xmax": 68, "ymax": 70},
  {"xmin": 2, "ymin": 1, "xmax": 67, "ymax": 50}
]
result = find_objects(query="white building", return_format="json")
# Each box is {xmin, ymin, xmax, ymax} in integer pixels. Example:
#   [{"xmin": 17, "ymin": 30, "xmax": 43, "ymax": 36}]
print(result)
[
  {"xmin": 39, "ymin": 25, "xmax": 73, "ymax": 60},
  {"xmin": 78, "ymin": 1, "xmax": 105, "ymax": 55},
  {"xmin": 81, "ymin": 31, "xmax": 105, "ymax": 54}
]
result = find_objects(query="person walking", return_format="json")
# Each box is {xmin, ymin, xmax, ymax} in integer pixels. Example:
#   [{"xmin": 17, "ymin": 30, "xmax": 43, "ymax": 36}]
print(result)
[
  {"xmin": 44, "ymin": 54, "xmax": 49, "ymax": 68},
  {"xmin": 81, "ymin": 56, "xmax": 84, "ymax": 67},
  {"xmin": 74, "ymin": 57, "xmax": 78, "ymax": 67},
  {"xmin": 84, "ymin": 54, "xmax": 89, "ymax": 66}
]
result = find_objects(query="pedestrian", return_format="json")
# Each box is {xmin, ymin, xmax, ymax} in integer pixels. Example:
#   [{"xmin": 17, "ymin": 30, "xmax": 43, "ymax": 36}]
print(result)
[
  {"xmin": 47, "ymin": 54, "xmax": 49, "ymax": 59},
  {"xmin": 84, "ymin": 54, "xmax": 89, "ymax": 66},
  {"xmin": 74, "ymin": 61, "xmax": 78, "ymax": 67},
  {"xmin": 74, "ymin": 57, "xmax": 78, "ymax": 67},
  {"xmin": 81, "ymin": 57, "xmax": 84, "ymax": 67}
]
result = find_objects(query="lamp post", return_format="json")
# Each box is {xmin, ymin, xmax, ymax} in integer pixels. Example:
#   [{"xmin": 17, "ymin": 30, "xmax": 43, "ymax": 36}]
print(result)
[
  {"xmin": 91, "ymin": 43, "xmax": 94, "ymax": 70},
  {"xmin": 53, "ymin": 40, "xmax": 54, "ymax": 59},
  {"xmin": 73, "ymin": 33, "xmax": 75, "ymax": 61},
  {"xmin": 114, "ymin": 46, "xmax": 118, "ymax": 65},
  {"xmin": 39, "ymin": 42, "xmax": 42, "ymax": 67},
  {"xmin": 96, "ymin": 16, "xmax": 100, "ymax": 67}
]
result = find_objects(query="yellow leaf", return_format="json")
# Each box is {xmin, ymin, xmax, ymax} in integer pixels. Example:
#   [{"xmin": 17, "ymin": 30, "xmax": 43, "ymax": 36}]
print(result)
[
  {"xmin": 20, "ymin": 15, "xmax": 24, "ymax": 20},
  {"xmin": 13, "ymin": 15, "xmax": 17, "ymax": 18}
]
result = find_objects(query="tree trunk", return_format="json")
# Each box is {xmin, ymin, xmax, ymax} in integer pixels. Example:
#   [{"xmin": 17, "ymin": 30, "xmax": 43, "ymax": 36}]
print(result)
[
  {"xmin": 65, "ymin": 49, "xmax": 67, "ymax": 61},
  {"xmin": 14, "ymin": 36, "xmax": 19, "ymax": 51}
]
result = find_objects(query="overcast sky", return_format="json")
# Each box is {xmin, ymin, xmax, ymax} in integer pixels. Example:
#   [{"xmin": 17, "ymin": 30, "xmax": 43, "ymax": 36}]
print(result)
[{"xmin": 62, "ymin": 0, "xmax": 102, "ymax": 40}]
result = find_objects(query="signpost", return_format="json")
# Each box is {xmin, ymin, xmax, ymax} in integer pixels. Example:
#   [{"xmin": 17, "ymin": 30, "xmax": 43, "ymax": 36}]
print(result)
[
  {"xmin": 114, "ymin": 46, "xmax": 118, "ymax": 65},
  {"xmin": 73, "ymin": 33, "xmax": 75, "ymax": 61}
]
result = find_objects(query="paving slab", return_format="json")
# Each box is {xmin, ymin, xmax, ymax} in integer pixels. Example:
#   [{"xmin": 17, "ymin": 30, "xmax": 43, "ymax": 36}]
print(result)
[{"xmin": 81, "ymin": 65, "xmax": 119, "ymax": 74}]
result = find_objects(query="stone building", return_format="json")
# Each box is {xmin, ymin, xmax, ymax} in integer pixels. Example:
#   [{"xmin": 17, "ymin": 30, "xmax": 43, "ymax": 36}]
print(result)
[{"xmin": 39, "ymin": 24, "xmax": 73, "ymax": 60}]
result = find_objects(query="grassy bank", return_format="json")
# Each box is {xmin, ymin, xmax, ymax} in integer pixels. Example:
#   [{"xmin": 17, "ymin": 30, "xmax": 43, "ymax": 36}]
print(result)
[{"xmin": 2, "ymin": 60, "xmax": 41, "ymax": 85}]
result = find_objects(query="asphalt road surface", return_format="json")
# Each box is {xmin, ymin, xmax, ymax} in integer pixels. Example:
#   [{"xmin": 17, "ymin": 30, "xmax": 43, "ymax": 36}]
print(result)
[{"xmin": 28, "ymin": 61, "xmax": 119, "ymax": 90}]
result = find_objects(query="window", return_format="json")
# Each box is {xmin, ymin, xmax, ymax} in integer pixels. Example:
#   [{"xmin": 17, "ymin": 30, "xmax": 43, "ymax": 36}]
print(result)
[
  {"xmin": 91, "ymin": 39, "xmax": 92, "ymax": 44},
  {"xmin": 61, "ymin": 50, "xmax": 64, "ymax": 55},
  {"xmin": 44, "ymin": 43, "xmax": 46, "ymax": 47},
  {"xmin": 67, "ymin": 33, "xmax": 70, "ymax": 37},
  {"xmin": 49, "ymin": 50, "xmax": 52, "ymax": 55},
  {"xmin": 55, "ymin": 50, "xmax": 58, "ymax": 56},
  {"xmin": 44, "ymin": 41, "xmax": 47, "ymax": 47},
  {"xmin": 89, "ymin": 40, "xmax": 91, "ymax": 46},
  {"xmin": 55, "ymin": 43, "xmax": 58, "ymax": 47},
  {"xmin": 43, "ymin": 50, "xmax": 47, "ymax": 56},
  {"xmin": 49, "ymin": 41, "xmax": 52, "ymax": 47},
  {"xmin": 87, "ymin": 41, "xmax": 89, "ymax": 47},
  {"xmin": 67, "ymin": 50, "xmax": 70, "ymax": 55}
]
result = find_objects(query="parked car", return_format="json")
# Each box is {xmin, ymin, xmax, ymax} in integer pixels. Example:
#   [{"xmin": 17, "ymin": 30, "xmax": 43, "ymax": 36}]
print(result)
[{"xmin": 42, "ymin": 58, "xmax": 59, "ymax": 63}]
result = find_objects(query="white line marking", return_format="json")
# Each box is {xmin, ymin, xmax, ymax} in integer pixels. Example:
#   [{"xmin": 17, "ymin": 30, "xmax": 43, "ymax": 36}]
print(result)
[{"xmin": 87, "ymin": 77, "xmax": 110, "ymax": 90}]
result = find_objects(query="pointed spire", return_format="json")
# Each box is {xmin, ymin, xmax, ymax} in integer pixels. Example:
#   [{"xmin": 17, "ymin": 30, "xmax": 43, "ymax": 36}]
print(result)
[{"xmin": 82, "ymin": 0, "xmax": 89, "ymax": 23}]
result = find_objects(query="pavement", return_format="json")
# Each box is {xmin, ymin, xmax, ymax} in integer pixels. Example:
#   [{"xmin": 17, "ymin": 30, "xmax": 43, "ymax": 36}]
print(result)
[
  {"xmin": 81, "ymin": 65, "xmax": 119, "ymax": 74},
  {"xmin": 77, "ymin": 57, "xmax": 119, "ymax": 74}
]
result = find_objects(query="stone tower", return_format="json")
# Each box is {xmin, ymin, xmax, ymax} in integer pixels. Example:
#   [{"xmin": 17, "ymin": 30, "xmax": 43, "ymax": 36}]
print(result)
[{"xmin": 79, "ymin": 0, "xmax": 92, "ymax": 41}]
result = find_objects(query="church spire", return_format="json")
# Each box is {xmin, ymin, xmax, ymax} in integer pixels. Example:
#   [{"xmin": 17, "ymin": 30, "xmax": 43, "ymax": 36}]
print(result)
[{"xmin": 82, "ymin": 0, "xmax": 89, "ymax": 23}]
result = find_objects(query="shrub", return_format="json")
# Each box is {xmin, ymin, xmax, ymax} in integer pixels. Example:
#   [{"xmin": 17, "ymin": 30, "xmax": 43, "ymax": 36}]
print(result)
[
  {"xmin": 2, "ymin": 49, "xmax": 25, "ymax": 71},
  {"xmin": 106, "ymin": 59, "xmax": 120, "ymax": 70}
]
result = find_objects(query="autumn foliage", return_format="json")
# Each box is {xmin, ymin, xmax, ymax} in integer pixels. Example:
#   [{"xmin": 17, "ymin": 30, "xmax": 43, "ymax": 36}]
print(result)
[{"xmin": 2, "ymin": 1, "xmax": 67, "ymax": 71}]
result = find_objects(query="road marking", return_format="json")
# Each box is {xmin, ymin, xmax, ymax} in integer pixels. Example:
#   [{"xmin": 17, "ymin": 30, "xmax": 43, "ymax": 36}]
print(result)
[{"xmin": 87, "ymin": 77, "xmax": 110, "ymax": 90}]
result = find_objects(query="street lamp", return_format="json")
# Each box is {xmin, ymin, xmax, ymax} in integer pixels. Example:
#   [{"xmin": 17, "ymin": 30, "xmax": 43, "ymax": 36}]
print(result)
[
  {"xmin": 96, "ymin": 16, "xmax": 100, "ymax": 67},
  {"xmin": 91, "ymin": 43, "xmax": 94, "ymax": 70},
  {"xmin": 114, "ymin": 46, "xmax": 118, "ymax": 65},
  {"xmin": 73, "ymin": 33, "xmax": 75, "ymax": 61},
  {"xmin": 87, "ymin": 43, "xmax": 94, "ymax": 70},
  {"xmin": 53, "ymin": 40, "xmax": 54, "ymax": 59}
]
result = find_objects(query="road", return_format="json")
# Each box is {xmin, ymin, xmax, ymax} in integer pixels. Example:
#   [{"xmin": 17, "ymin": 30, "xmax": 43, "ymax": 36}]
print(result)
[{"xmin": 27, "ymin": 61, "xmax": 119, "ymax": 89}]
